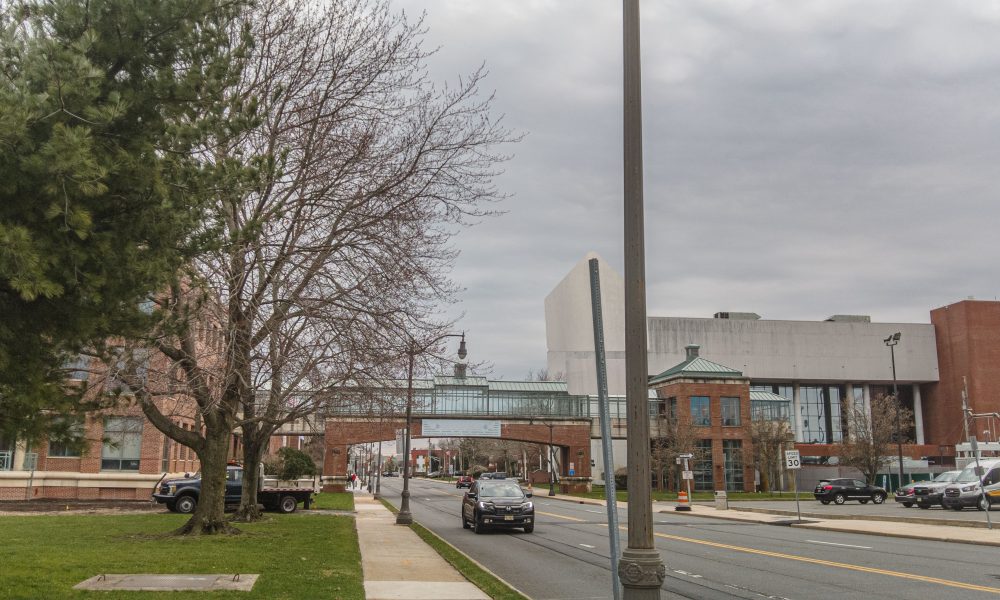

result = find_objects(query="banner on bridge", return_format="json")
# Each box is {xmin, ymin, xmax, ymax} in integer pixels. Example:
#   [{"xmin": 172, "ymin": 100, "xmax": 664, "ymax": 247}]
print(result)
[{"xmin": 422, "ymin": 419, "xmax": 501, "ymax": 438}]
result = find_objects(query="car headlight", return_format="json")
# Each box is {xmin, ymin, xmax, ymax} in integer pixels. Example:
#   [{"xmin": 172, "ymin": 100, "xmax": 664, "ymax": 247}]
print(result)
[
  {"xmin": 961, "ymin": 485, "xmax": 979, "ymax": 492},
  {"xmin": 521, "ymin": 502, "xmax": 533, "ymax": 511},
  {"xmin": 168, "ymin": 485, "xmax": 177, "ymax": 495},
  {"xmin": 477, "ymin": 501, "xmax": 495, "ymax": 512}
]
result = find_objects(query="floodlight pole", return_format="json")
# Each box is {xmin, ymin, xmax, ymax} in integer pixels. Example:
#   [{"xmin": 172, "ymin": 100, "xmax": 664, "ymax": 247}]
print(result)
[{"xmin": 885, "ymin": 332, "xmax": 904, "ymax": 489}]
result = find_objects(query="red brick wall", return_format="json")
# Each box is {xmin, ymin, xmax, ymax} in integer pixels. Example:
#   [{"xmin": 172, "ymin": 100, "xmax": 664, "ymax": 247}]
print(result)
[
  {"xmin": 653, "ymin": 378, "xmax": 754, "ymax": 492},
  {"xmin": 928, "ymin": 300, "xmax": 1000, "ymax": 446}
]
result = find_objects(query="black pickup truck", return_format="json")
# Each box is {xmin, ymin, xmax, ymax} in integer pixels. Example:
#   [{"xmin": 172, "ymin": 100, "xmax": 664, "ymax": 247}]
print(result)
[{"xmin": 152, "ymin": 464, "xmax": 314, "ymax": 514}]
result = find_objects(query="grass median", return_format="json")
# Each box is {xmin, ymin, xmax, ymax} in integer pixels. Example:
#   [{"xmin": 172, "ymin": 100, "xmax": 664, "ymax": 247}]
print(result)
[{"xmin": 2, "ymin": 512, "xmax": 363, "ymax": 599}]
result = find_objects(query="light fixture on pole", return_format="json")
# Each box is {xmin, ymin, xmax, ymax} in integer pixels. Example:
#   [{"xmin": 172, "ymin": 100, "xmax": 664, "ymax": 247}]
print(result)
[
  {"xmin": 396, "ymin": 332, "xmax": 467, "ymax": 526},
  {"xmin": 884, "ymin": 332, "xmax": 904, "ymax": 489}
]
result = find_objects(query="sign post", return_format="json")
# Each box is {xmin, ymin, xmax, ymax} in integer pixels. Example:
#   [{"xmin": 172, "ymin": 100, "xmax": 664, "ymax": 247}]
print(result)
[
  {"xmin": 680, "ymin": 453, "xmax": 694, "ymax": 503},
  {"xmin": 785, "ymin": 449, "xmax": 802, "ymax": 522}
]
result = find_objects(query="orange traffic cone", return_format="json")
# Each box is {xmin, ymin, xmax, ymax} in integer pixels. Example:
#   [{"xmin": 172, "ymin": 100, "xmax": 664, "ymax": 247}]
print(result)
[{"xmin": 675, "ymin": 489, "xmax": 691, "ymax": 512}]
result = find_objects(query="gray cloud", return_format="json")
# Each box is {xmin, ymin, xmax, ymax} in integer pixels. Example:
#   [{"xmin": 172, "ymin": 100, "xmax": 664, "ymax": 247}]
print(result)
[{"xmin": 394, "ymin": 0, "xmax": 1000, "ymax": 378}]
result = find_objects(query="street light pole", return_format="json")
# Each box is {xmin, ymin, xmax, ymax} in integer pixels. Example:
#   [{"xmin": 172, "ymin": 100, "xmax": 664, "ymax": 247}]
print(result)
[
  {"xmin": 548, "ymin": 423, "xmax": 556, "ymax": 497},
  {"xmin": 620, "ymin": 0, "xmax": 664, "ymax": 597},
  {"xmin": 397, "ymin": 333, "xmax": 467, "ymax": 526},
  {"xmin": 885, "ymin": 332, "xmax": 904, "ymax": 489}
]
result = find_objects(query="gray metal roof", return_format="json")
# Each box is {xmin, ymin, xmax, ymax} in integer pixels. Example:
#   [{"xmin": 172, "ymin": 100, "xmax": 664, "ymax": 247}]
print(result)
[
  {"xmin": 488, "ymin": 380, "xmax": 569, "ymax": 393},
  {"xmin": 648, "ymin": 356, "xmax": 743, "ymax": 386},
  {"xmin": 750, "ymin": 390, "xmax": 790, "ymax": 402},
  {"xmin": 432, "ymin": 375, "xmax": 489, "ymax": 387}
]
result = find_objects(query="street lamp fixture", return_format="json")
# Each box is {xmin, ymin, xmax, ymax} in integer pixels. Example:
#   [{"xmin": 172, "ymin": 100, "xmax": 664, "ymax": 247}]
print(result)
[
  {"xmin": 396, "ymin": 332, "xmax": 467, "ymax": 526},
  {"xmin": 884, "ymin": 332, "xmax": 905, "ymax": 489}
]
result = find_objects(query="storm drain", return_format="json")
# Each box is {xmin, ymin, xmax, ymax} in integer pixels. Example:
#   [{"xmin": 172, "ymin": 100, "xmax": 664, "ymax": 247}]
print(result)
[{"xmin": 74, "ymin": 574, "xmax": 258, "ymax": 591}]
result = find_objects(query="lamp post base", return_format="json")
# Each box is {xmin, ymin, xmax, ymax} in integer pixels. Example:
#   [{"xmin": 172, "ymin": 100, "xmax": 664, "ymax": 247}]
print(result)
[
  {"xmin": 618, "ymin": 548, "xmax": 665, "ymax": 599},
  {"xmin": 396, "ymin": 489, "xmax": 413, "ymax": 525}
]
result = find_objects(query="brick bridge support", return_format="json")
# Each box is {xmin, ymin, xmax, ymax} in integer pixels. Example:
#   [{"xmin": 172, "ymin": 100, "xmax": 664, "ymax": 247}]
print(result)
[{"xmin": 320, "ymin": 418, "xmax": 592, "ymax": 493}]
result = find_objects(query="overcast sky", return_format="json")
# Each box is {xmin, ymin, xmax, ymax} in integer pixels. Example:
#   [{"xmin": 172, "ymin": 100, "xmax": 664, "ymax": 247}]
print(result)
[{"xmin": 391, "ymin": 0, "xmax": 1000, "ymax": 380}]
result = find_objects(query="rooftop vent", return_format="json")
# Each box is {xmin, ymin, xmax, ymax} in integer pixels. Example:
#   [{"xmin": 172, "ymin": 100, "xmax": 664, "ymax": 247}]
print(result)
[
  {"xmin": 824, "ymin": 315, "xmax": 871, "ymax": 323},
  {"xmin": 713, "ymin": 312, "xmax": 760, "ymax": 320},
  {"xmin": 685, "ymin": 344, "xmax": 700, "ymax": 361}
]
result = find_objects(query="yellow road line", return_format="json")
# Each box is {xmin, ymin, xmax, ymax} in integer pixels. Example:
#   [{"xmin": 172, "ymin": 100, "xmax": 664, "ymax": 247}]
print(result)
[
  {"xmin": 536, "ymin": 510, "xmax": 586, "ymax": 522},
  {"xmin": 651, "ymin": 531, "xmax": 1000, "ymax": 594}
]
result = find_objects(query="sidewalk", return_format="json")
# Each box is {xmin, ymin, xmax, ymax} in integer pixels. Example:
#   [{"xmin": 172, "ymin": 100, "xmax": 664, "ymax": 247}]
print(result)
[{"xmin": 351, "ymin": 489, "xmax": 489, "ymax": 600}]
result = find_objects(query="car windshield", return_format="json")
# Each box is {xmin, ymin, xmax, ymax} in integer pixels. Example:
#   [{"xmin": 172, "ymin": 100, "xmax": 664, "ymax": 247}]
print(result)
[
  {"xmin": 934, "ymin": 471, "xmax": 960, "ymax": 483},
  {"xmin": 954, "ymin": 464, "xmax": 986, "ymax": 483},
  {"xmin": 479, "ymin": 483, "xmax": 525, "ymax": 498}
]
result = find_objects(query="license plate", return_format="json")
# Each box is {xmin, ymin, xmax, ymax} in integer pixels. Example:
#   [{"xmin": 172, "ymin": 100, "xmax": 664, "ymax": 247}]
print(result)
[{"xmin": 504, "ymin": 515, "xmax": 514, "ymax": 521}]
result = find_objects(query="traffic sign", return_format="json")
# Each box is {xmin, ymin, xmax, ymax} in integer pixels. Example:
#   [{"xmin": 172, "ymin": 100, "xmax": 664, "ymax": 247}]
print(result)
[
  {"xmin": 785, "ymin": 449, "xmax": 801, "ymax": 470},
  {"xmin": 679, "ymin": 453, "xmax": 694, "ymax": 459},
  {"xmin": 682, "ymin": 470, "xmax": 694, "ymax": 480}
]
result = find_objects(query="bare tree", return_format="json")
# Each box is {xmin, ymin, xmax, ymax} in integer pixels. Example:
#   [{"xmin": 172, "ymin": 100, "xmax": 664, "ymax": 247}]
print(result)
[
  {"xmin": 103, "ymin": 0, "xmax": 515, "ymax": 532},
  {"xmin": 747, "ymin": 418, "xmax": 794, "ymax": 492},
  {"xmin": 650, "ymin": 401, "xmax": 705, "ymax": 492},
  {"xmin": 838, "ymin": 393, "xmax": 914, "ymax": 485}
]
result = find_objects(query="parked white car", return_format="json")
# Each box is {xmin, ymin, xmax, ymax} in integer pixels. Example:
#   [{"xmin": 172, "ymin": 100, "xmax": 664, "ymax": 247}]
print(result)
[
  {"xmin": 912, "ymin": 470, "xmax": 961, "ymax": 509},
  {"xmin": 941, "ymin": 460, "xmax": 1000, "ymax": 511}
]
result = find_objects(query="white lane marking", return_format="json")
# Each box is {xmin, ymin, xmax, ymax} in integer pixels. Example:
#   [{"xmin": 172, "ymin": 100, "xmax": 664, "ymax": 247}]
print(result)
[
  {"xmin": 806, "ymin": 540, "xmax": 872, "ymax": 549},
  {"xmin": 673, "ymin": 570, "xmax": 702, "ymax": 579},
  {"xmin": 579, "ymin": 543, "xmax": 596, "ymax": 548},
  {"xmin": 585, "ymin": 509, "xmax": 603, "ymax": 513}
]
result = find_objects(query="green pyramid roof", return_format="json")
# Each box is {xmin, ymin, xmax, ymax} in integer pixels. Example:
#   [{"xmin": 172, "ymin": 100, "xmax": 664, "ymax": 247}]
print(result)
[{"xmin": 648, "ymin": 347, "xmax": 743, "ymax": 386}]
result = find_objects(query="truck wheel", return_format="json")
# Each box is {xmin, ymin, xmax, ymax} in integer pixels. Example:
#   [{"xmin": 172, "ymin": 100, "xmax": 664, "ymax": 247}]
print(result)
[
  {"xmin": 278, "ymin": 495, "xmax": 298, "ymax": 514},
  {"xmin": 978, "ymin": 495, "xmax": 991, "ymax": 512},
  {"xmin": 175, "ymin": 495, "xmax": 197, "ymax": 514}
]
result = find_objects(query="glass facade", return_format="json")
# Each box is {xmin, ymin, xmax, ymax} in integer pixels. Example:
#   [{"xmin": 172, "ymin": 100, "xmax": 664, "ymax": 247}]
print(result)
[
  {"xmin": 723, "ymin": 440, "xmax": 744, "ymax": 491},
  {"xmin": 800, "ymin": 385, "xmax": 843, "ymax": 444},
  {"xmin": 721, "ymin": 397, "xmax": 740, "ymax": 426},
  {"xmin": 690, "ymin": 396, "xmax": 710, "ymax": 426},
  {"xmin": 693, "ymin": 439, "xmax": 713, "ymax": 491}
]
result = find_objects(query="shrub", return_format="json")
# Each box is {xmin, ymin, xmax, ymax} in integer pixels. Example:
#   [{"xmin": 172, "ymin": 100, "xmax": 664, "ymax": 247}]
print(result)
[{"xmin": 277, "ymin": 447, "xmax": 317, "ymax": 481}]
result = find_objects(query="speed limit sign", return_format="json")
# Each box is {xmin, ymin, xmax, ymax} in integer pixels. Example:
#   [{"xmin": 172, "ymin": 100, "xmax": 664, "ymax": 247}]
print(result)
[{"xmin": 785, "ymin": 450, "xmax": 801, "ymax": 470}]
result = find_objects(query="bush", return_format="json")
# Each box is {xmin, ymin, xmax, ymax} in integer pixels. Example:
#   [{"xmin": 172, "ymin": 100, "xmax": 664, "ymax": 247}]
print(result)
[
  {"xmin": 469, "ymin": 464, "xmax": 488, "ymax": 478},
  {"xmin": 614, "ymin": 467, "xmax": 628, "ymax": 490},
  {"xmin": 277, "ymin": 447, "xmax": 317, "ymax": 481}
]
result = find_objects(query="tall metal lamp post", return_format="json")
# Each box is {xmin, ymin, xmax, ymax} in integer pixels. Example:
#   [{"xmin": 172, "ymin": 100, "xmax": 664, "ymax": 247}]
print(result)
[
  {"xmin": 884, "ymin": 332, "xmax": 904, "ymax": 488},
  {"xmin": 548, "ymin": 422, "xmax": 556, "ymax": 497},
  {"xmin": 396, "ymin": 333, "xmax": 467, "ymax": 526},
  {"xmin": 619, "ymin": 0, "xmax": 665, "ymax": 597}
]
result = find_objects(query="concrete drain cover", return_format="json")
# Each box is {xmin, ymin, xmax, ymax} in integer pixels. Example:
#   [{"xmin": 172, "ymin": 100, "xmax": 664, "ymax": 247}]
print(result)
[{"xmin": 74, "ymin": 574, "xmax": 258, "ymax": 591}]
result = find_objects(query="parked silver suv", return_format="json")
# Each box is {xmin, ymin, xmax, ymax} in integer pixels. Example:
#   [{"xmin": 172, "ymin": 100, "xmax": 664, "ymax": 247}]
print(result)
[
  {"xmin": 941, "ymin": 460, "xmax": 1000, "ymax": 511},
  {"xmin": 912, "ymin": 470, "xmax": 961, "ymax": 509}
]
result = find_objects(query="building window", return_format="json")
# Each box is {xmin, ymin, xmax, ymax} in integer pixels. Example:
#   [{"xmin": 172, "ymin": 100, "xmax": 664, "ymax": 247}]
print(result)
[
  {"xmin": 693, "ymin": 439, "xmax": 713, "ymax": 491},
  {"xmin": 160, "ymin": 433, "xmax": 172, "ymax": 473},
  {"xmin": 721, "ymin": 397, "xmax": 741, "ymax": 426},
  {"xmin": 101, "ymin": 417, "xmax": 143, "ymax": 471},
  {"xmin": 690, "ymin": 396, "xmax": 710, "ymax": 427},
  {"xmin": 723, "ymin": 440, "xmax": 744, "ymax": 491},
  {"xmin": 48, "ymin": 419, "xmax": 85, "ymax": 457}
]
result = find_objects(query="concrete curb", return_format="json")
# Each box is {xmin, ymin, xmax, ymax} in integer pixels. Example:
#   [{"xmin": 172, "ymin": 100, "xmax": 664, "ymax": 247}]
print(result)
[{"xmin": 726, "ymin": 504, "xmax": 995, "ymax": 529}]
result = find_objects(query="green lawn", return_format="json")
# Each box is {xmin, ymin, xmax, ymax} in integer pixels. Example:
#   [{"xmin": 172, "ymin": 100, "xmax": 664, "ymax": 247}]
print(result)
[
  {"xmin": 2, "ymin": 513, "xmax": 363, "ymax": 599},
  {"xmin": 310, "ymin": 491, "xmax": 355, "ymax": 511}
]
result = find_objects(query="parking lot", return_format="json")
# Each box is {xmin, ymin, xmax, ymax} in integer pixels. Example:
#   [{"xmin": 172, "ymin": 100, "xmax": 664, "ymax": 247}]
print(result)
[{"xmin": 727, "ymin": 498, "xmax": 999, "ymax": 526}]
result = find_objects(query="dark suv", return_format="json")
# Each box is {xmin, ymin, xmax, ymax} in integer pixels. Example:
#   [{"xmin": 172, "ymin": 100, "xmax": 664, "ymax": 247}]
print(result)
[
  {"xmin": 462, "ymin": 480, "xmax": 534, "ymax": 534},
  {"xmin": 814, "ymin": 478, "xmax": 887, "ymax": 505}
]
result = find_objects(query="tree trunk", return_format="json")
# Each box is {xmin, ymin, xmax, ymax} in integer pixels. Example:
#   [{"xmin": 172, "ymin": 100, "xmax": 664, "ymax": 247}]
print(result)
[
  {"xmin": 174, "ymin": 429, "xmax": 239, "ymax": 535},
  {"xmin": 233, "ymin": 435, "xmax": 266, "ymax": 522}
]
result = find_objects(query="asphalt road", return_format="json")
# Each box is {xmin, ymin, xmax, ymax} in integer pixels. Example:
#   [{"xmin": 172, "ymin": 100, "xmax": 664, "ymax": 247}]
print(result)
[{"xmin": 377, "ymin": 478, "xmax": 1000, "ymax": 600}]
